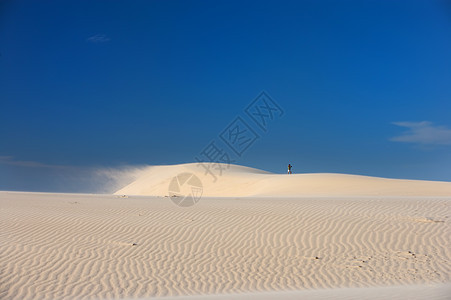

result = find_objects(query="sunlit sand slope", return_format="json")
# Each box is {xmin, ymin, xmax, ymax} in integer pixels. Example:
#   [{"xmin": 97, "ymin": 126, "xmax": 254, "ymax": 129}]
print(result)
[{"xmin": 115, "ymin": 163, "xmax": 451, "ymax": 197}]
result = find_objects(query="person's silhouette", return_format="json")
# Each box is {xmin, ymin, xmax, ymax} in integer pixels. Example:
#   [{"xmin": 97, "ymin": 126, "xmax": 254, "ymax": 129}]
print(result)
[{"xmin": 288, "ymin": 164, "xmax": 292, "ymax": 174}]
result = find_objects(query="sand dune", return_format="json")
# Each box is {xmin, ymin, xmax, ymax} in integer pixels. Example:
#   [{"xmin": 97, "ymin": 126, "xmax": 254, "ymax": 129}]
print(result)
[
  {"xmin": 115, "ymin": 163, "xmax": 451, "ymax": 197},
  {"xmin": 1, "ymin": 189, "xmax": 450, "ymax": 299}
]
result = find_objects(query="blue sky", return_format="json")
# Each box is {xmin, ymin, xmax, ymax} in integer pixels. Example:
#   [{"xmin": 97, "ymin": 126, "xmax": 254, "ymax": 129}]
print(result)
[{"xmin": 1, "ymin": 0, "xmax": 451, "ymax": 192}]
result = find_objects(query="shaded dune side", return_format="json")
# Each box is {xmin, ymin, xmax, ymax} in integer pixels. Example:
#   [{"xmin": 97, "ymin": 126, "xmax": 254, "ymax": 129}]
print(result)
[
  {"xmin": 115, "ymin": 163, "xmax": 451, "ymax": 197},
  {"xmin": 1, "ymin": 192, "xmax": 450, "ymax": 299}
]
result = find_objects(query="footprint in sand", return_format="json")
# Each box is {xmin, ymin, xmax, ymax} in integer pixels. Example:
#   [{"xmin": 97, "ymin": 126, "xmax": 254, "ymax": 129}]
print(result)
[{"xmin": 415, "ymin": 217, "xmax": 444, "ymax": 223}]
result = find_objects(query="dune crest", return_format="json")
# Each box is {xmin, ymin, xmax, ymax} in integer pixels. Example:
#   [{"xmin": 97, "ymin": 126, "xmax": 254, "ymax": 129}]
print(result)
[{"xmin": 115, "ymin": 163, "xmax": 451, "ymax": 197}]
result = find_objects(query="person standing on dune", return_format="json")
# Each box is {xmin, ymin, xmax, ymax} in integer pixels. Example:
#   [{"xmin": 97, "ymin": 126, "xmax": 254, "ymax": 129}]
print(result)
[{"xmin": 288, "ymin": 164, "xmax": 292, "ymax": 174}]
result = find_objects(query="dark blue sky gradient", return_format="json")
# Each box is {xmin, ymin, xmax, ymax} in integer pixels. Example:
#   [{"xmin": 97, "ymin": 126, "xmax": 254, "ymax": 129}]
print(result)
[{"xmin": 1, "ymin": 0, "xmax": 451, "ymax": 192}]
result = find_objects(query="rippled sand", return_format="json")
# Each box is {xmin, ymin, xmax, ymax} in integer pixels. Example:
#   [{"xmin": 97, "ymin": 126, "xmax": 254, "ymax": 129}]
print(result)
[{"xmin": 1, "ymin": 191, "xmax": 450, "ymax": 299}]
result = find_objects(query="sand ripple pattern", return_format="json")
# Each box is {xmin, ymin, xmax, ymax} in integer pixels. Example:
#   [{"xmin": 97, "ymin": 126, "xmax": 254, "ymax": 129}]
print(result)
[{"xmin": 1, "ymin": 192, "xmax": 450, "ymax": 299}]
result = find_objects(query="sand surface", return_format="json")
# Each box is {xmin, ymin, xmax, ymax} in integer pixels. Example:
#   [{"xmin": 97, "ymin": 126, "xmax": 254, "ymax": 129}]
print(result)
[
  {"xmin": 2, "ymin": 164, "xmax": 451, "ymax": 299},
  {"xmin": 115, "ymin": 163, "xmax": 451, "ymax": 197},
  {"xmin": 1, "ymin": 190, "xmax": 450, "ymax": 299},
  {"xmin": 160, "ymin": 284, "xmax": 451, "ymax": 300}
]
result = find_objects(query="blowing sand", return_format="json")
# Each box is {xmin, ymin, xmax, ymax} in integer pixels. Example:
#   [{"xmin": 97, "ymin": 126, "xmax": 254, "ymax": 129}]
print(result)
[{"xmin": 1, "ymin": 164, "xmax": 451, "ymax": 299}]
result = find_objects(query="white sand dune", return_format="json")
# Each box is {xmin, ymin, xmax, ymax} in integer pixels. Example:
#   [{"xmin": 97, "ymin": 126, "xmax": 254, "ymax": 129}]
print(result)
[
  {"xmin": 1, "ymin": 164, "xmax": 450, "ymax": 299},
  {"xmin": 1, "ymin": 178, "xmax": 450, "ymax": 299},
  {"xmin": 115, "ymin": 163, "xmax": 451, "ymax": 197}
]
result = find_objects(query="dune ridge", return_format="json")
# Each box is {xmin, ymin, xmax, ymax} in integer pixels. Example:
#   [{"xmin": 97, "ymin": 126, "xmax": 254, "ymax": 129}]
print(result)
[{"xmin": 115, "ymin": 163, "xmax": 451, "ymax": 197}]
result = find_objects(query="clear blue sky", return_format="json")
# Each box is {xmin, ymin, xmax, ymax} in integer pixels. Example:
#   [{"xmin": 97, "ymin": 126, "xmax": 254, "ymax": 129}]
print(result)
[{"xmin": 1, "ymin": 0, "xmax": 451, "ymax": 192}]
